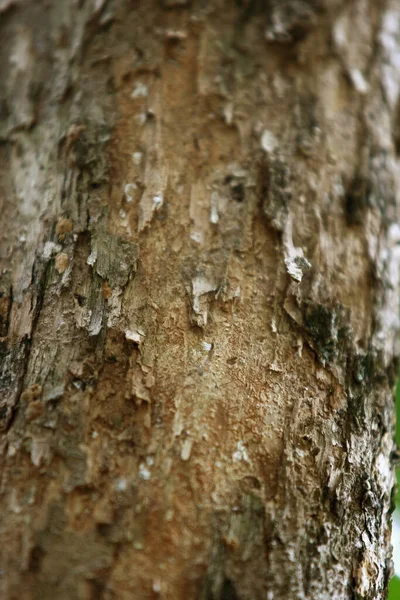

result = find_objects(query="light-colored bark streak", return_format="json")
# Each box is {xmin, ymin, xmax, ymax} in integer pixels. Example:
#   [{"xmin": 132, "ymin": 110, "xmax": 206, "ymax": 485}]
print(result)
[{"xmin": 0, "ymin": 1, "xmax": 399, "ymax": 599}]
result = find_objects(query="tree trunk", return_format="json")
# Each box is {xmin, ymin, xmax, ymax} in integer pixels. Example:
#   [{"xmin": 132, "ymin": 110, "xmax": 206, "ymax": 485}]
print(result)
[{"xmin": 0, "ymin": 1, "xmax": 399, "ymax": 598}]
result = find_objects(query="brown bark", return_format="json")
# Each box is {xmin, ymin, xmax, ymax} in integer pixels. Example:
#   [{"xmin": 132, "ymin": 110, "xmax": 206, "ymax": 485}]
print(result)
[{"xmin": 0, "ymin": 1, "xmax": 399, "ymax": 599}]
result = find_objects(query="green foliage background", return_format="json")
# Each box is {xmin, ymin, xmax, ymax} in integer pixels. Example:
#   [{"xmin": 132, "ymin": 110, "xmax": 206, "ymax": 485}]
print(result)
[{"xmin": 389, "ymin": 381, "xmax": 400, "ymax": 599}]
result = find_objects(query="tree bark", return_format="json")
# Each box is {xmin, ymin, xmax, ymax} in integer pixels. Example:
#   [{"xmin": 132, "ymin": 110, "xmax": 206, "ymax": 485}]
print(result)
[{"xmin": 0, "ymin": 1, "xmax": 399, "ymax": 598}]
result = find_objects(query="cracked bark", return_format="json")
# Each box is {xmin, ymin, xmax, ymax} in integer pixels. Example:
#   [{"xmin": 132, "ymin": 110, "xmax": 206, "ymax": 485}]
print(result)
[{"xmin": 0, "ymin": 1, "xmax": 399, "ymax": 599}]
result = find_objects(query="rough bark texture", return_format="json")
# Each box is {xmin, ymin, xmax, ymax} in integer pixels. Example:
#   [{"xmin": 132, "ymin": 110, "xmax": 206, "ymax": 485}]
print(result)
[{"xmin": 0, "ymin": 1, "xmax": 399, "ymax": 599}]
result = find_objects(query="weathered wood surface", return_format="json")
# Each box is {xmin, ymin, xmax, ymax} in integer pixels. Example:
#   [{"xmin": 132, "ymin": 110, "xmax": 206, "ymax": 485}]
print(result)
[{"xmin": 0, "ymin": 1, "xmax": 399, "ymax": 598}]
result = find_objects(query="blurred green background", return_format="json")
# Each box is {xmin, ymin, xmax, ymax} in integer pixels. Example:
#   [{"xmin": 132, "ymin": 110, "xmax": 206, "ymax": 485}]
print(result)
[{"xmin": 389, "ymin": 381, "xmax": 400, "ymax": 599}]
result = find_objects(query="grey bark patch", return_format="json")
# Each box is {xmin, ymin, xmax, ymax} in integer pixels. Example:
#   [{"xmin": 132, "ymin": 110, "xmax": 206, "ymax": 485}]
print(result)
[
  {"xmin": 260, "ymin": 156, "xmax": 292, "ymax": 231},
  {"xmin": 299, "ymin": 301, "xmax": 351, "ymax": 368},
  {"xmin": 295, "ymin": 94, "xmax": 322, "ymax": 157},
  {"xmin": 74, "ymin": 271, "xmax": 105, "ymax": 336},
  {"xmin": 0, "ymin": 339, "xmax": 28, "ymax": 431},
  {"xmin": 62, "ymin": 122, "xmax": 110, "ymax": 187},
  {"xmin": 0, "ymin": 282, "xmax": 11, "ymax": 337},
  {"xmin": 89, "ymin": 229, "xmax": 138, "ymax": 288},
  {"xmin": 368, "ymin": 149, "xmax": 396, "ymax": 218},
  {"xmin": 265, "ymin": 0, "xmax": 319, "ymax": 44},
  {"xmin": 303, "ymin": 302, "xmax": 341, "ymax": 364}
]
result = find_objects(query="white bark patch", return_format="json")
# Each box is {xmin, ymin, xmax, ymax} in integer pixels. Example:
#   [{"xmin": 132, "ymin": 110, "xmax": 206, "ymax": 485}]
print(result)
[
  {"xmin": 332, "ymin": 8, "xmax": 372, "ymax": 99},
  {"xmin": 333, "ymin": 14, "xmax": 347, "ymax": 50},
  {"xmin": 232, "ymin": 441, "xmax": 249, "ymax": 463},
  {"xmin": 125, "ymin": 328, "xmax": 145, "ymax": 345},
  {"xmin": 380, "ymin": 6, "xmax": 400, "ymax": 108},
  {"xmin": 8, "ymin": 27, "xmax": 35, "ymax": 129},
  {"xmin": 260, "ymin": 129, "xmax": 278, "ymax": 153},
  {"xmin": 392, "ymin": 511, "xmax": 400, "ymax": 576},
  {"xmin": 349, "ymin": 68, "xmax": 369, "ymax": 94},
  {"xmin": 115, "ymin": 478, "xmax": 128, "ymax": 492},
  {"xmin": 9, "ymin": 489, "xmax": 22, "ymax": 514},
  {"xmin": 373, "ymin": 221, "xmax": 400, "ymax": 364},
  {"xmin": 181, "ymin": 438, "xmax": 193, "ymax": 461},
  {"xmin": 201, "ymin": 341, "xmax": 213, "ymax": 353},
  {"xmin": 210, "ymin": 191, "xmax": 220, "ymax": 224},
  {"xmin": 132, "ymin": 152, "xmax": 143, "ymax": 165},
  {"xmin": 165, "ymin": 29, "xmax": 187, "ymax": 41},
  {"xmin": 153, "ymin": 193, "xmax": 163, "ymax": 209},
  {"xmin": 131, "ymin": 82, "xmax": 148, "ymax": 98},
  {"xmin": 375, "ymin": 432, "xmax": 395, "ymax": 493},
  {"xmin": 190, "ymin": 231, "xmax": 203, "ymax": 244},
  {"xmin": 124, "ymin": 182, "xmax": 138, "ymax": 203},
  {"xmin": 375, "ymin": 451, "xmax": 392, "ymax": 492},
  {"xmin": 87, "ymin": 249, "xmax": 97, "ymax": 266},
  {"xmin": 134, "ymin": 112, "xmax": 147, "ymax": 126},
  {"xmin": 30, "ymin": 438, "xmax": 51, "ymax": 467},
  {"xmin": 139, "ymin": 463, "xmax": 151, "ymax": 480},
  {"xmin": 43, "ymin": 241, "xmax": 62, "ymax": 261},
  {"xmin": 282, "ymin": 217, "xmax": 311, "ymax": 283},
  {"xmin": 191, "ymin": 276, "xmax": 217, "ymax": 327},
  {"xmin": 192, "ymin": 277, "xmax": 216, "ymax": 300},
  {"xmin": 88, "ymin": 308, "xmax": 103, "ymax": 337},
  {"xmin": 223, "ymin": 102, "xmax": 234, "ymax": 125}
]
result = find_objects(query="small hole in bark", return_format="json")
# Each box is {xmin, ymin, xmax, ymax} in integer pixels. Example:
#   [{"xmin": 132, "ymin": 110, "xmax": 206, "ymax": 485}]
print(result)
[
  {"xmin": 231, "ymin": 183, "xmax": 245, "ymax": 202},
  {"xmin": 227, "ymin": 356, "xmax": 238, "ymax": 365},
  {"xmin": 91, "ymin": 579, "xmax": 107, "ymax": 600},
  {"xmin": 220, "ymin": 578, "xmax": 239, "ymax": 600},
  {"xmin": 344, "ymin": 175, "xmax": 368, "ymax": 225},
  {"xmin": 105, "ymin": 354, "xmax": 118, "ymax": 363},
  {"xmin": 29, "ymin": 545, "xmax": 45, "ymax": 573},
  {"xmin": 97, "ymin": 523, "xmax": 112, "ymax": 537},
  {"xmin": 74, "ymin": 294, "xmax": 86, "ymax": 307},
  {"xmin": 47, "ymin": 398, "xmax": 60, "ymax": 411}
]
